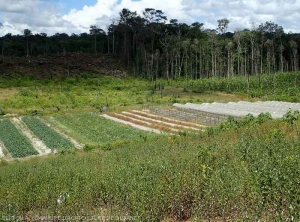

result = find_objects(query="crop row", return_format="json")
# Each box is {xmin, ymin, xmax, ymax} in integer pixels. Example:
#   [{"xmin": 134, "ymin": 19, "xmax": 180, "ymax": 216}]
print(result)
[
  {"xmin": 0, "ymin": 119, "xmax": 38, "ymax": 158},
  {"xmin": 22, "ymin": 117, "xmax": 73, "ymax": 151},
  {"xmin": 46, "ymin": 113, "xmax": 154, "ymax": 146}
]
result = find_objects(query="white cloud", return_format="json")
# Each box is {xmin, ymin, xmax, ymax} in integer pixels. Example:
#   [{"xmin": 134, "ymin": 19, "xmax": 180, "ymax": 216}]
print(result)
[
  {"xmin": 62, "ymin": 0, "xmax": 119, "ymax": 32},
  {"xmin": 0, "ymin": 0, "xmax": 300, "ymax": 36}
]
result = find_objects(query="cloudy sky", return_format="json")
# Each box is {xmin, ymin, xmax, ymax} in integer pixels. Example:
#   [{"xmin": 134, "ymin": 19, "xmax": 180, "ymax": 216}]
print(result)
[{"xmin": 0, "ymin": 0, "xmax": 299, "ymax": 36}]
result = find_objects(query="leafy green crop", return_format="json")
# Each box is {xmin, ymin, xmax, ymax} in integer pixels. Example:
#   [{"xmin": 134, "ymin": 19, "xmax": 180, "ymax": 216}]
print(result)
[
  {"xmin": 47, "ymin": 113, "xmax": 154, "ymax": 147},
  {"xmin": 0, "ymin": 119, "xmax": 38, "ymax": 158},
  {"xmin": 22, "ymin": 117, "xmax": 73, "ymax": 151}
]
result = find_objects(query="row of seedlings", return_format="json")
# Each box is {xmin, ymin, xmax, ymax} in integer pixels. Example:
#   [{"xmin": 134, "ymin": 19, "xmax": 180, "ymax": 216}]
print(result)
[{"xmin": 0, "ymin": 117, "xmax": 73, "ymax": 159}]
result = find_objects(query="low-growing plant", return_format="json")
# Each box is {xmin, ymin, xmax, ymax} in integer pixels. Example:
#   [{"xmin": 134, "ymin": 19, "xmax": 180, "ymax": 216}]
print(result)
[
  {"xmin": 256, "ymin": 112, "xmax": 272, "ymax": 124},
  {"xmin": 0, "ymin": 115, "xmax": 300, "ymax": 220},
  {"xmin": 0, "ymin": 106, "xmax": 4, "ymax": 115},
  {"xmin": 83, "ymin": 144, "xmax": 98, "ymax": 152},
  {"xmin": 22, "ymin": 117, "xmax": 73, "ymax": 151},
  {"xmin": 0, "ymin": 119, "xmax": 38, "ymax": 158},
  {"xmin": 283, "ymin": 109, "xmax": 300, "ymax": 125},
  {"xmin": 46, "ymin": 113, "xmax": 156, "ymax": 146}
]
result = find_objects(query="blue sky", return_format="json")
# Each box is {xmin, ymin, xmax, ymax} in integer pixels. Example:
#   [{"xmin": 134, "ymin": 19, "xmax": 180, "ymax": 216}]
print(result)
[
  {"xmin": 60, "ymin": 0, "xmax": 98, "ymax": 13},
  {"xmin": 59, "ymin": 0, "xmax": 125, "ymax": 13},
  {"xmin": 0, "ymin": 0, "xmax": 299, "ymax": 36}
]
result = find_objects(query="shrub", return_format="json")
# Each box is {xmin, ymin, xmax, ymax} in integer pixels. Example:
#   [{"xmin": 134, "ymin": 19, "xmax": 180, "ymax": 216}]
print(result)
[{"xmin": 283, "ymin": 109, "xmax": 300, "ymax": 125}]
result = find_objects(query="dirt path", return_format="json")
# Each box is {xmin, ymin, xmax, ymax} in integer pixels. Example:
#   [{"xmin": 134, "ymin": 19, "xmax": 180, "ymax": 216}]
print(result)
[
  {"xmin": 39, "ymin": 117, "xmax": 84, "ymax": 149},
  {"xmin": 11, "ymin": 117, "xmax": 51, "ymax": 155},
  {"xmin": 101, "ymin": 114, "xmax": 163, "ymax": 134},
  {"xmin": 122, "ymin": 111, "xmax": 200, "ymax": 131}
]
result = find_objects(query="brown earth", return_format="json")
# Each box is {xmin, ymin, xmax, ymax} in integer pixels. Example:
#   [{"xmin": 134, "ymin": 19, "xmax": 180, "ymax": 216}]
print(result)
[{"xmin": 0, "ymin": 53, "xmax": 127, "ymax": 78}]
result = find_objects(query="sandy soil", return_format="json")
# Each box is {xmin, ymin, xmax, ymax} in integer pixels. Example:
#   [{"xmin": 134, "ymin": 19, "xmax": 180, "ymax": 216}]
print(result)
[
  {"xmin": 11, "ymin": 117, "xmax": 51, "ymax": 154},
  {"xmin": 110, "ymin": 113, "xmax": 178, "ymax": 133},
  {"xmin": 134, "ymin": 110, "xmax": 206, "ymax": 128},
  {"xmin": 113, "ymin": 113, "xmax": 152, "ymax": 126},
  {"xmin": 122, "ymin": 111, "xmax": 200, "ymax": 131},
  {"xmin": 101, "ymin": 114, "xmax": 163, "ymax": 134}
]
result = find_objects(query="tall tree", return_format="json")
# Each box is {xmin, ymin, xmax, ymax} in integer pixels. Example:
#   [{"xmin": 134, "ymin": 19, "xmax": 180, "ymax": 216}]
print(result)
[
  {"xmin": 89, "ymin": 25, "xmax": 104, "ymax": 55},
  {"xmin": 290, "ymin": 40, "xmax": 299, "ymax": 71},
  {"xmin": 234, "ymin": 30, "xmax": 243, "ymax": 75},
  {"xmin": 217, "ymin": 19, "xmax": 230, "ymax": 36},
  {"xmin": 23, "ymin": 29, "xmax": 32, "ymax": 57}
]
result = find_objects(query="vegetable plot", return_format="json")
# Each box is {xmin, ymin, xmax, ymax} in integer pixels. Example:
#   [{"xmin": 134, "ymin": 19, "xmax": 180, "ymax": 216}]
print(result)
[
  {"xmin": 22, "ymin": 117, "xmax": 73, "ymax": 151},
  {"xmin": 48, "ymin": 113, "xmax": 153, "ymax": 145},
  {"xmin": 0, "ymin": 119, "xmax": 38, "ymax": 158}
]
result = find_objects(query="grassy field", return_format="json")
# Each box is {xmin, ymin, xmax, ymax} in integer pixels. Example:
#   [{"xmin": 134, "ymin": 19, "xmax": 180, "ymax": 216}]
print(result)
[
  {"xmin": 1, "ymin": 72, "xmax": 299, "ymax": 116},
  {"xmin": 0, "ymin": 75, "xmax": 253, "ymax": 115},
  {"xmin": 0, "ymin": 73, "xmax": 300, "ymax": 220}
]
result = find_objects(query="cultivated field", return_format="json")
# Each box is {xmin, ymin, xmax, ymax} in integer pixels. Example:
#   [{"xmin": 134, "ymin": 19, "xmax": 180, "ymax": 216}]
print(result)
[
  {"xmin": 0, "ymin": 117, "xmax": 75, "ymax": 160},
  {"xmin": 0, "ymin": 110, "xmax": 208, "ymax": 160},
  {"xmin": 0, "ymin": 73, "xmax": 300, "ymax": 221}
]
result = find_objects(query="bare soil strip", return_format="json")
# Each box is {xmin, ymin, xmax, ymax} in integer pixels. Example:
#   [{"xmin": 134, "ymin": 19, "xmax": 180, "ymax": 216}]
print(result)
[
  {"xmin": 110, "ymin": 113, "xmax": 178, "ymax": 133},
  {"xmin": 122, "ymin": 111, "xmax": 200, "ymax": 131},
  {"xmin": 11, "ymin": 117, "xmax": 52, "ymax": 155},
  {"xmin": 113, "ymin": 113, "xmax": 152, "ymax": 126},
  {"xmin": 101, "ymin": 114, "xmax": 163, "ymax": 134},
  {"xmin": 38, "ymin": 117, "xmax": 84, "ymax": 149},
  {"xmin": 132, "ymin": 110, "xmax": 207, "ymax": 128}
]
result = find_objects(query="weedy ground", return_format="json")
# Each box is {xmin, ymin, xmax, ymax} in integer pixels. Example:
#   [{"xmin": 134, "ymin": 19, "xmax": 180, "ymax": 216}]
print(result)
[
  {"xmin": 0, "ymin": 113, "xmax": 299, "ymax": 221},
  {"xmin": 0, "ymin": 74, "xmax": 253, "ymax": 116}
]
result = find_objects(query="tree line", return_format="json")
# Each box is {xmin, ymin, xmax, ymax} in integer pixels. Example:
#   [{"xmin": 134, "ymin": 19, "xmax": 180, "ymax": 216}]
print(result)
[{"xmin": 1, "ymin": 8, "xmax": 300, "ymax": 80}]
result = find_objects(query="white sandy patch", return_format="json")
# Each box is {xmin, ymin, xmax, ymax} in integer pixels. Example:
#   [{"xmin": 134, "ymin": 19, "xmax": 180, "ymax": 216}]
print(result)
[
  {"xmin": 101, "ymin": 114, "xmax": 163, "ymax": 134},
  {"xmin": 11, "ymin": 117, "xmax": 51, "ymax": 154},
  {"xmin": 0, "ymin": 141, "xmax": 5, "ymax": 158},
  {"xmin": 38, "ymin": 117, "xmax": 84, "ymax": 149},
  {"xmin": 0, "ymin": 141, "xmax": 14, "ymax": 161},
  {"xmin": 122, "ymin": 111, "xmax": 200, "ymax": 131}
]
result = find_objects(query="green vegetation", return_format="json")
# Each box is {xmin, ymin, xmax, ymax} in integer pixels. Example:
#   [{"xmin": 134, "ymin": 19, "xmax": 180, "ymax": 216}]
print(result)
[
  {"xmin": 46, "ymin": 113, "xmax": 154, "ymax": 149},
  {"xmin": 183, "ymin": 72, "xmax": 300, "ymax": 102},
  {"xmin": 0, "ymin": 71, "xmax": 300, "ymax": 220},
  {"xmin": 0, "ymin": 115, "xmax": 299, "ymax": 220},
  {"xmin": 1, "ymin": 72, "xmax": 300, "ymax": 115},
  {"xmin": 0, "ymin": 76, "xmax": 168, "ymax": 114},
  {"xmin": 22, "ymin": 117, "xmax": 73, "ymax": 151},
  {"xmin": 0, "ymin": 119, "xmax": 38, "ymax": 158}
]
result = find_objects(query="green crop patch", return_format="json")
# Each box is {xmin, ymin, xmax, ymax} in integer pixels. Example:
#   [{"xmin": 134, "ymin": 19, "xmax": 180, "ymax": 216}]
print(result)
[
  {"xmin": 47, "ymin": 113, "xmax": 155, "ymax": 147},
  {"xmin": 22, "ymin": 117, "xmax": 73, "ymax": 151},
  {"xmin": 0, "ymin": 119, "xmax": 38, "ymax": 158}
]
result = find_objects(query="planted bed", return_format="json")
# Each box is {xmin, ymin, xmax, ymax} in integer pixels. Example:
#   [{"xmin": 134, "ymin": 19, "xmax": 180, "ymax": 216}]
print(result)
[{"xmin": 0, "ymin": 119, "xmax": 38, "ymax": 158}]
